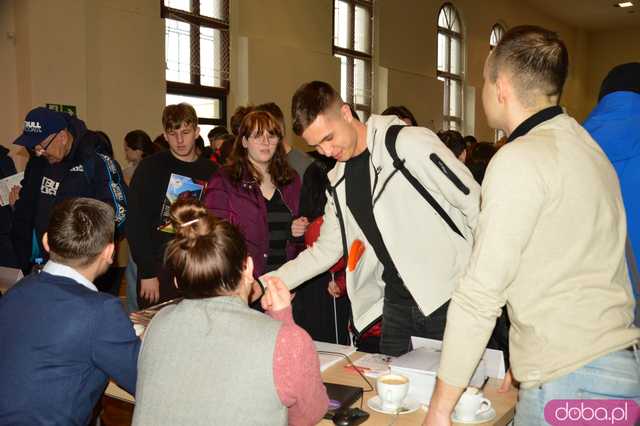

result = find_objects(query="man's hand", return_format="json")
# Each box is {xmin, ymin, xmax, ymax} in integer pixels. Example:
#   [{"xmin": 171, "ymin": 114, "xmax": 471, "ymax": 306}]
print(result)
[
  {"xmin": 327, "ymin": 280, "xmax": 342, "ymax": 298},
  {"xmin": 8, "ymin": 185, "xmax": 20, "ymax": 207},
  {"xmin": 499, "ymin": 368, "xmax": 517, "ymax": 393},
  {"xmin": 423, "ymin": 378, "xmax": 464, "ymax": 426},
  {"xmin": 291, "ymin": 216, "xmax": 309, "ymax": 238},
  {"xmin": 260, "ymin": 276, "xmax": 292, "ymax": 312},
  {"xmin": 139, "ymin": 277, "xmax": 160, "ymax": 304}
]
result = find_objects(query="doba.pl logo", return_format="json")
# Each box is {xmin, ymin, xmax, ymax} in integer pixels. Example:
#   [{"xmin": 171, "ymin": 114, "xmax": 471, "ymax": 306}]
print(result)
[{"xmin": 545, "ymin": 400, "xmax": 640, "ymax": 425}]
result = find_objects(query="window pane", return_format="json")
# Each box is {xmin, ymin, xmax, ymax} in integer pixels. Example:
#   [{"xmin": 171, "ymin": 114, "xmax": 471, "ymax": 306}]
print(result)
[
  {"xmin": 166, "ymin": 94, "xmax": 220, "ymax": 119},
  {"xmin": 165, "ymin": 19, "xmax": 191, "ymax": 83},
  {"xmin": 200, "ymin": 27, "xmax": 224, "ymax": 87},
  {"xmin": 438, "ymin": 7, "xmax": 448, "ymax": 27},
  {"xmin": 354, "ymin": 6, "xmax": 371, "ymax": 54},
  {"xmin": 354, "ymin": 109, "xmax": 367, "ymax": 122},
  {"xmin": 450, "ymin": 36, "xmax": 461, "ymax": 75},
  {"xmin": 164, "ymin": 0, "xmax": 190, "ymax": 12},
  {"xmin": 336, "ymin": 54, "xmax": 348, "ymax": 102},
  {"xmin": 334, "ymin": 1, "xmax": 351, "ymax": 49},
  {"xmin": 200, "ymin": 0, "xmax": 226, "ymax": 20},
  {"xmin": 450, "ymin": 8, "xmax": 460, "ymax": 33},
  {"xmin": 199, "ymin": 124, "xmax": 214, "ymax": 145},
  {"xmin": 354, "ymin": 58, "xmax": 370, "ymax": 105},
  {"xmin": 449, "ymin": 79, "xmax": 461, "ymax": 118},
  {"xmin": 437, "ymin": 32, "xmax": 447, "ymax": 72},
  {"xmin": 443, "ymin": 78, "xmax": 450, "ymax": 117}
]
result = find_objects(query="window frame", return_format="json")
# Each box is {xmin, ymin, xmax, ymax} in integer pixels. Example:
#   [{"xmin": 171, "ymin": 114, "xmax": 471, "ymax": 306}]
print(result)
[
  {"xmin": 332, "ymin": 0, "xmax": 374, "ymax": 120},
  {"xmin": 436, "ymin": 2, "xmax": 464, "ymax": 131},
  {"xmin": 162, "ymin": 0, "xmax": 229, "ymax": 126}
]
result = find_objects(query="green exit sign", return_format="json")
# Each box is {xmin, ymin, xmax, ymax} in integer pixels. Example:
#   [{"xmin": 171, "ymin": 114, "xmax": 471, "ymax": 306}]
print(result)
[{"xmin": 46, "ymin": 103, "xmax": 77, "ymax": 116}]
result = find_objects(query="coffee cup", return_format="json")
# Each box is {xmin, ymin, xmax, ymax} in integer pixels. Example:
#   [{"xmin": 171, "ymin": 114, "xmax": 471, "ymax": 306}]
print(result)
[
  {"xmin": 376, "ymin": 374, "xmax": 409, "ymax": 411},
  {"xmin": 454, "ymin": 390, "xmax": 492, "ymax": 421}
]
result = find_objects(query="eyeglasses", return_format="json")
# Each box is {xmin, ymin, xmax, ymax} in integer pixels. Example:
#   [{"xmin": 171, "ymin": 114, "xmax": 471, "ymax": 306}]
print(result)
[
  {"xmin": 33, "ymin": 131, "xmax": 60, "ymax": 156},
  {"xmin": 247, "ymin": 133, "xmax": 279, "ymax": 145}
]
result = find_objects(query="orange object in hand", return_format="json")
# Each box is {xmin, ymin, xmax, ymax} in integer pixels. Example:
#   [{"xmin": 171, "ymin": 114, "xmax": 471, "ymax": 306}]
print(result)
[{"xmin": 347, "ymin": 239, "xmax": 365, "ymax": 272}]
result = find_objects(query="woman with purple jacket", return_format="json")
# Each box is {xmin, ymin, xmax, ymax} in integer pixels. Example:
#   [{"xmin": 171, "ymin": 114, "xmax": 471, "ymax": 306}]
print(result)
[{"xmin": 204, "ymin": 110, "xmax": 306, "ymax": 278}]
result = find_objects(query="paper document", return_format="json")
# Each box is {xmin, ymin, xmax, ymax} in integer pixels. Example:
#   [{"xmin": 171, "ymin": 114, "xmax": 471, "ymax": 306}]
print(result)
[
  {"xmin": 314, "ymin": 341, "xmax": 356, "ymax": 372},
  {"xmin": 411, "ymin": 336, "xmax": 506, "ymax": 379},
  {"xmin": 0, "ymin": 172, "xmax": 23, "ymax": 207}
]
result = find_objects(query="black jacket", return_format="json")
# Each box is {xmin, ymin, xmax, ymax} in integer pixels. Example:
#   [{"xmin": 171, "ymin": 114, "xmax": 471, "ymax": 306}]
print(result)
[
  {"xmin": 0, "ymin": 146, "xmax": 17, "ymax": 268},
  {"xmin": 10, "ymin": 115, "xmax": 127, "ymax": 273}
]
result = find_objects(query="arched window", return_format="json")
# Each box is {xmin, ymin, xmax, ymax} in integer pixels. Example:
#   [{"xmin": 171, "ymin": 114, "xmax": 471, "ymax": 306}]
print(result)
[
  {"xmin": 437, "ymin": 3, "xmax": 463, "ymax": 131},
  {"xmin": 490, "ymin": 23, "xmax": 504, "ymax": 50}
]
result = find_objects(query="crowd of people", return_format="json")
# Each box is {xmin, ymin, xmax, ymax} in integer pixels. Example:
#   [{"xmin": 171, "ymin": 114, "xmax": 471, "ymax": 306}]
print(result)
[{"xmin": 0, "ymin": 24, "xmax": 638, "ymax": 426}]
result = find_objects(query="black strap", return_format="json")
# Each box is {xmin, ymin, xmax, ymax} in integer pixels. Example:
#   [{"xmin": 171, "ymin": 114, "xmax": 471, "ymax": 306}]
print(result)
[
  {"xmin": 384, "ymin": 125, "xmax": 464, "ymax": 239},
  {"xmin": 330, "ymin": 176, "xmax": 349, "ymax": 259}
]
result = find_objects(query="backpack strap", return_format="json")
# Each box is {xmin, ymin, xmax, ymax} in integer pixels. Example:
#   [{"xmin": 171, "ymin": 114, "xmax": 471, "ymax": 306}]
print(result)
[
  {"xmin": 627, "ymin": 237, "xmax": 640, "ymax": 296},
  {"xmin": 385, "ymin": 125, "xmax": 464, "ymax": 239}
]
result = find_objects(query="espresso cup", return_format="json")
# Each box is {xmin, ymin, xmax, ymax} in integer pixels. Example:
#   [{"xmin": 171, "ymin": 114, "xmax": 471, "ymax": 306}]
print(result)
[
  {"xmin": 376, "ymin": 374, "xmax": 409, "ymax": 411},
  {"xmin": 454, "ymin": 390, "xmax": 492, "ymax": 421}
]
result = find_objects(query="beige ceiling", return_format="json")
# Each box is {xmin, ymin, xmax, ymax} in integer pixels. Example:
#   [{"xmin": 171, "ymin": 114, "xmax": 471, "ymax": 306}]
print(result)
[{"xmin": 523, "ymin": 0, "xmax": 640, "ymax": 30}]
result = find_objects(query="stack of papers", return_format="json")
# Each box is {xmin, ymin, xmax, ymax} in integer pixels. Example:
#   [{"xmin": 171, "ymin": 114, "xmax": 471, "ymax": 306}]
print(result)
[
  {"xmin": 314, "ymin": 341, "xmax": 356, "ymax": 372},
  {"xmin": 0, "ymin": 172, "xmax": 23, "ymax": 207}
]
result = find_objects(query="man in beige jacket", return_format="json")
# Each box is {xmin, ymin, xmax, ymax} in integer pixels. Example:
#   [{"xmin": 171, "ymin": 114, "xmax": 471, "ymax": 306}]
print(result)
[{"xmin": 426, "ymin": 26, "xmax": 640, "ymax": 425}]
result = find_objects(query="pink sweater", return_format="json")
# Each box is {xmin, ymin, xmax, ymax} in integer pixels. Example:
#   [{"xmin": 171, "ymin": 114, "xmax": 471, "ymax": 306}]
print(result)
[{"xmin": 269, "ymin": 306, "xmax": 329, "ymax": 426}]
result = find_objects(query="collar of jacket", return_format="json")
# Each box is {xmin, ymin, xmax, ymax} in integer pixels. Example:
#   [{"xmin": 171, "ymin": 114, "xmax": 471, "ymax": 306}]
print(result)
[
  {"xmin": 507, "ymin": 105, "xmax": 563, "ymax": 143},
  {"xmin": 327, "ymin": 114, "xmax": 405, "ymax": 192}
]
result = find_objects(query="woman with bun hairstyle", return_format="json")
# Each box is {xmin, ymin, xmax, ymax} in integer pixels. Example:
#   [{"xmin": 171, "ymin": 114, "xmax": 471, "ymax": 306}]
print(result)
[
  {"xmin": 204, "ymin": 109, "xmax": 307, "ymax": 279},
  {"xmin": 132, "ymin": 199, "xmax": 328, "ymax": 425}
]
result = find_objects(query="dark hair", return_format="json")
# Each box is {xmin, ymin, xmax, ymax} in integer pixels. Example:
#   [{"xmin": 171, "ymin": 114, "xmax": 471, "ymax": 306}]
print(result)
[
  {"xmin": 226, "ymin": 111, "xmax": 295, "ymax": 187},
  {"xmin": 381, "ymin": 105, "xmax": 418, "ymax": 126},
  {"xmin": 466, "ymin": 142, "xmax": 497, "ymax": 184},
  {"xmin": 230, "ymin": 106, "xmax": 254, "ymax": 136},
  {"xmin": 164, "ymin": 199, "xmax": 248, "ymax": 299},
  {"xmin": 208, "ymin": 126, "xmax": 229, "ymax": 140},
  {"xmin": 462, "ymin": 135, "xmax": 477, "ymax": 148},
  {"xmin": 162, "ymin": 103, "xmax": 198, "ymax": 131},
  {"xmin": 256, "ymin": 102, "xmax": 286, "ymax": 136},
  {"xmin": 217, "ymin": 134, "xmax": 235, "ymax": 165},
  {"xmin": 125, "ymin": 129, "xmax": 156, "ymax": 158},
  {"xmin": 299, "ymin": 161, "xmax": 330, "ymax": 220},
  {"xmin": 195, "ymin": 136, "xmax": 205, "ymax": 152},
  {"xmin": 291, "ymin": 81, "xmax": 342, "ymax": 136},
  {"xmin": 95, "ymin": 131, "xmax": 114, "ymax": 158},
  {"xmin": 489, "ymin": 25, "xmax": 568, "ymax": 105},
  {"xmin": 47, "ymin": 198, "xmax": 114, "ymax": 267},
  {"xmin": 153, "ymin": 134, "xmax": 169, "ymax": 151},
  {"xmin": 439, "ymin": 130, "xmax": 466, "ymax": 158}
]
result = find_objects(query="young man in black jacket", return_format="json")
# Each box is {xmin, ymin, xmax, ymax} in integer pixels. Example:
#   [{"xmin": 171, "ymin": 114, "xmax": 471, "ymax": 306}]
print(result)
[
  {"xmin": 127, "ymin": 103, "xmax": 217, "ymax": 308},
  {"xmin": 11, "ymin": 107, "xmax": 127, "ymax": 275}
]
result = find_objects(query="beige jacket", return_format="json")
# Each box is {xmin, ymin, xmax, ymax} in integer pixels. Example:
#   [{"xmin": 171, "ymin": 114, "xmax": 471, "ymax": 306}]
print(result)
[
  {"xmin": 266, "ymin": 115, "xmax": 480, "ymax": 332},
  {"xmin": 439, "ymin": 113, "xmax": 640, "ymax": 389}
]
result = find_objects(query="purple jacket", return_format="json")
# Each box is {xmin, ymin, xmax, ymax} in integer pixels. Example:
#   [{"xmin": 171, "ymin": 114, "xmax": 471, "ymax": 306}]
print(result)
[{"xmin": 204, "ymin": 168, "xmax": 302, "ymax": 278}]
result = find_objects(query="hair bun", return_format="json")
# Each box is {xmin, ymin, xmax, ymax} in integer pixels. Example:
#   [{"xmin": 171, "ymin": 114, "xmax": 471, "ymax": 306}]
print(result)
[{"xmin": 169, "ymin": 199, "xmax": 212, "ymax": 246}]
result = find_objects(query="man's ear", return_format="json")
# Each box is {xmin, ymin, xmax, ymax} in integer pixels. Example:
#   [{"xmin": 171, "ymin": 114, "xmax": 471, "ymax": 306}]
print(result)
[
  {"xmin": 243, "ymin": 256, "xmax": 254, "ymax": 283},
  {"xmin": 42, "ymin": 233, "xmax": 50, "ymax": 253},
  {"xmin": 194, "ymin": 125, "xmax": 200, "ymax": 139},
  {"xmin": 101, "ymin": 242, "xmax": 115, "ymax": 265},
  {"xmin": 496, "ymin": 74, "xmax": 509, "ymax": 105},
  {"xmin": 340, "ymin": 103, "xmax": 353, "ymax": 123}
]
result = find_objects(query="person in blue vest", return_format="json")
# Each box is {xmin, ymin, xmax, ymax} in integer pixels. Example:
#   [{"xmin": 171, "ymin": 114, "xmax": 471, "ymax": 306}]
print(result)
[
  {"xmin": 0, "ymin": 197, "xmax": 140, "ymax": 425},
  {"xmin": 584, "ymin": 62, "xmax": 640, "ymax": 325},
  {"xmin": 10, "ymin": 107, "xmax": 127, "ymax": 275}
]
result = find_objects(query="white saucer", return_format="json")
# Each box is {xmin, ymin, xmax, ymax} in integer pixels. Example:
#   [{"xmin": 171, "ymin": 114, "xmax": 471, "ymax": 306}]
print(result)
[
  {"xmin": 451, "ymin": 407, "xmax": 496, "ymax": 424},
  {"xmin": 367, "ymin": 396, "xmax": 422, "ymax": 415}
]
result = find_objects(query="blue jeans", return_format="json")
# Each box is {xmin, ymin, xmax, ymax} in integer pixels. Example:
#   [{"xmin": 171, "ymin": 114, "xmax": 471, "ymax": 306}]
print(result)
[
  {"xmin": 514, "ymin": 346, "xmax": 640, "ymax": 425},
  {"xmin": 379, "ymin": 298, "xmax": 449, "ymax": 356},
  {"xmin": 125, "ymin": 252, "xmax": 139, "ymax": 313}
]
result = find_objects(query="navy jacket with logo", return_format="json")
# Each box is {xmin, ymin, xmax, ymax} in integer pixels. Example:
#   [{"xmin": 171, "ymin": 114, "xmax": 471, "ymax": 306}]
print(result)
[{"xmin": 10, "ymin": 115, "xmax": 127, "ymax": 273}]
